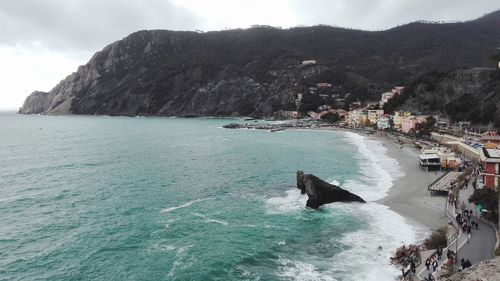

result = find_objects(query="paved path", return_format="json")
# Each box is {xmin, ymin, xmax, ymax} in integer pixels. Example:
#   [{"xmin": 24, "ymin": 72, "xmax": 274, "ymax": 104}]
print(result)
[
  {"xmin": 415, "ymin": 182, "xmax": 496, "ymax": 280},
  {"xmin": 453, "ymin": 184, "xmax": 496, "ymax": 271}
]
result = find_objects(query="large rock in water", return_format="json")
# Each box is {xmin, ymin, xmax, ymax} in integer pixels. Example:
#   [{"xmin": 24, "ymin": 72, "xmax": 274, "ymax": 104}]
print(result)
[{"xmin": 296, "ymin": 171, "xmax": 365, "ymax": 208}]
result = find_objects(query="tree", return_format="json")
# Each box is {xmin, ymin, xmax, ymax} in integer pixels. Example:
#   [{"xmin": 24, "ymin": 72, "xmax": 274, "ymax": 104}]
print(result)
[
  {"xmin": 469, "ymin": 188, "xmax": 499, "ymax": 224},
  {"xmin": 490, "ymin": 52, "xmax": 500, "ymax": 68},
  {"xmin": 320, "ymin": 112, "xmax": 340, "ymax": 124},
  {"xmin": 419, "ymin": 116, "xmax": 436, "ymax": 137}
]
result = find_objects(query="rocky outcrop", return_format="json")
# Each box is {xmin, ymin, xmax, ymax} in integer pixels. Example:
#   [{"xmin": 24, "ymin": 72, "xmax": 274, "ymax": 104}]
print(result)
[
  {"xmin": 444, "ymin": 257, "xmax": 500, "ymax": 281},
  {"xmin": 18, "ymin": 91, "xmax": 50, "ymax": 114},
  {"xmin": 296, "ymin": 171, "xmax": 365, "ymax": 208},
  {"xmin": 18, "ymin": 11, "xmax": 500, "ymax": 117}
]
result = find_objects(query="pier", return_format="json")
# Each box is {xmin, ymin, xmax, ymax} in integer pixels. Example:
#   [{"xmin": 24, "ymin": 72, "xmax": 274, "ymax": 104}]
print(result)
[{"xmin": 427, "ymin": 171, "xmax": 460, "ymax": 195}]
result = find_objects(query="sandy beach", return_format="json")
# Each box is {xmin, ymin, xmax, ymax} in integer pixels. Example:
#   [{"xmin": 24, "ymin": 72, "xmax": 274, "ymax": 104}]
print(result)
[
  {"xmin": 301, "ymin": 127, "xmax": 450, "ymax": 232},
  {"xmin": 371, "ymin": 133, "xmax": 449, "ymax": 231}
]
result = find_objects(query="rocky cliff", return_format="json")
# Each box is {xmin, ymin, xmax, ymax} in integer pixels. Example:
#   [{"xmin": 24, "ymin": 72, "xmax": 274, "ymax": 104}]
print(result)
[
  {"xmin": 384, "ymin": 68, "xmax": 500, "ymax": 127},
  {"xmin": 19, "ymin": 11, "xmax": 500, "ymax": 117},
  {"xmin": 444, "ymin": 257, "xmax": 500, "ymax": 281}
]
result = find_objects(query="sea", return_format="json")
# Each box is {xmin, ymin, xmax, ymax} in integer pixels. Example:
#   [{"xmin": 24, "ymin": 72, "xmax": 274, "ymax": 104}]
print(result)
[{"xmin": 0, "ymin": 112, "xmax": 418, "ymax": 281}]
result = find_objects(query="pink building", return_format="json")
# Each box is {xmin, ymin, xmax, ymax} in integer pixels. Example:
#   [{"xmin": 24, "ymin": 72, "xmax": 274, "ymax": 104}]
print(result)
[{"xmin": 401, "ymin": 116, "xmax": 421, "ymax": 133}]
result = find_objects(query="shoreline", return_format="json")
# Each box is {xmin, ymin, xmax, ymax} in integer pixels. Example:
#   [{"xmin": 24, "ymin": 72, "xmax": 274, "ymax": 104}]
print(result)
[
  {"xmin": 291, "ymin": 127, "xmax": 449, "ymax": 232},
  {"xmin": 372, "ymin": 132, "xmax": 448, "ymax": 231}
]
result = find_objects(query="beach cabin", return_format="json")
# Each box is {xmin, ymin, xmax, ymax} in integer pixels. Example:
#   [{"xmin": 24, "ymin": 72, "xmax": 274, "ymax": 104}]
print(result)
[{"xmin": 418, "ymin": 153, "xmax": 441, "ymax": 169}]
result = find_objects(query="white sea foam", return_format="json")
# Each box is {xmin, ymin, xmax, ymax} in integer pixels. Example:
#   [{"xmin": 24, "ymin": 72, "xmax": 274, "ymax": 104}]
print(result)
[
  {"xmin": 342, "ymin": 132, "xmax": 405, "ymax": 201},
  {"xmin": 167, "ymin": 244, "xmax": 194, "ymax": 278},
  {"xmin": 264, "ymin": 189, "xmax": 307, "ymax": 214},
  {"xmin": 278, "ymin": 258, "xmax": 338, "ymax": 281},
  {"xmin": 270, "ymin": 131, "xmax": 420, "ymax": 280},
  {"xmin": 325, "ymin": 202, "xmax": 417, "ymax": 281},
  {"xmin": 192, "ymin": 212, "xmax": 229, "ymax": 225},
  {"xmin": 160, "ymin": 198, "xmax": 213, "ymax": 213},
  {"xmin": 326, "ymin": 132, "xmax": 418, "ymax": 280}
]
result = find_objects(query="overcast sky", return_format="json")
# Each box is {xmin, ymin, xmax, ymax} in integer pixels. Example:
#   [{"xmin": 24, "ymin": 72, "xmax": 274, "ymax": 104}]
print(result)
[{"xmin": 1, "ymin": 0, "xmax": 499, "ymax": 109}]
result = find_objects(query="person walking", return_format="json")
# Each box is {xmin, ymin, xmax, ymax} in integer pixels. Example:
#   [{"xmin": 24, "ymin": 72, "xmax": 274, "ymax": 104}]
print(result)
[
  {"xmin": 432, "ymin": 259, "xmax": 438, "ymax": 272},
  {"xmin": 437, "ymin": 247, "xmax": 443, "ymax": 260},
  {"xmin": 467, "ymin": 224, "xmax": 472, "ymax": 243},
  {"xmin": 425, "ymin": 257, "xmax": 431, "ymax": 271}
]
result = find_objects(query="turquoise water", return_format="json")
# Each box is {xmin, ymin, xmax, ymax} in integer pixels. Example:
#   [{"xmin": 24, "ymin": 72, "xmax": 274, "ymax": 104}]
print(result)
[{"xmin": 0, "ymin": 112, "xmax": 415, "ymax": 281}]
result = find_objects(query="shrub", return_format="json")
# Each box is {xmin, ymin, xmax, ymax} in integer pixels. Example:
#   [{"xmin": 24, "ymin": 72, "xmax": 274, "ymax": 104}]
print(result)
[
  {"xmin": 469, "ymin": 188, "xmax": 499, "ymax": 224},
  {"xmin": 424, "ymin": 227, "xmax": 448, "ymax": 249}
]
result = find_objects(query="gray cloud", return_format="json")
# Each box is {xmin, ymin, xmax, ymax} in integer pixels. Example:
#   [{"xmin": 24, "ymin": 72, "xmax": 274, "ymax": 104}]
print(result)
[
  {"xmin": 289, "ymin": 0, "xmax": 499, "ymax": 30},
  {"xmin": 0, "ymin": 0, "xmax": 498, "ymax": 54},
  {"xmin": 0, "ymin": 0, "xmax": 205, "ymax": 53}
]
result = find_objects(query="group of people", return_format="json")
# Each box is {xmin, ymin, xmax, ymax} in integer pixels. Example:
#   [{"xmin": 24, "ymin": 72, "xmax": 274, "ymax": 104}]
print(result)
[
  {"xmin": 456, "ymin": 209, "xmax": 478, "ymax": 243},
  {"xmin": 424, "ymin": 250, "xmax": 440, "ymax": 272}
]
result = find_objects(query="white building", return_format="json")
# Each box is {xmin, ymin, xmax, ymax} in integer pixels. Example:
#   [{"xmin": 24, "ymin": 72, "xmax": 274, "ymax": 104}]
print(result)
[
  {"xmin": 380, "ymin": 92, "xmax": 395, "ymax": 107},
  {"xmin": 302, "ymin": 60, "xmax": 317, "ymax": 66},
  {"xmin": 377, "ymin": 114, "xmax": 392, "ymax": 130}
]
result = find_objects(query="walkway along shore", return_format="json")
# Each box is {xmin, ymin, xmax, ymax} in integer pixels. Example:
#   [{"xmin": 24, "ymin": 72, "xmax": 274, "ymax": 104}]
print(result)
[{"xmin": 413, "ymin": 167, "xmax": 497, "ymax": 280}]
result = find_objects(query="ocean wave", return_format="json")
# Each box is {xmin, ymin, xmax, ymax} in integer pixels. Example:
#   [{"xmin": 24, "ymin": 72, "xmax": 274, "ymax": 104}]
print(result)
[
  {"xmin": 342, "ymin": 132, "xmax": 404, "ymax": 201},
  {"xmin": 328, "ymin": 202, "xmax": 417, "ymax": 280},
  {"xmin": 264, "ymin": 189, "xmax": 307, "ymax": 214},
  {"xmin": 160, "ymin": 198, "xmax": 213, "ymax": 213},
  {"xmin": 277, "ymin": 257, "xmax": 338, "ymax": 281}
]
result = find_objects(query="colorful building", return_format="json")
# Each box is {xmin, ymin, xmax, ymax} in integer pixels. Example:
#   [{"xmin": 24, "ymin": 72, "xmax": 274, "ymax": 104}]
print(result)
[
  {"xmin": 401, "ymin": 116, "xmax": 422, "ymax": 133},
  {"xmin": 368, "ymin": 109, "xmax": 384, "ymax": 125},
  {"xmin": 480, "ymin": 132, "xmax": 500, "ymax": 148},
  {"xmin": 479, "ymin": 148, "xmax": 500, "ymax": 189},
  {"xmin": 393, "ymin": 111, "xmax": 412, "ymax": 130},
  {"xmin": 347, "ymin": 109, "xmax": 369, "ymax": 127},
  {"xmin": 377, "ymin": 114, "xmax": 392, "ymax": 130}
]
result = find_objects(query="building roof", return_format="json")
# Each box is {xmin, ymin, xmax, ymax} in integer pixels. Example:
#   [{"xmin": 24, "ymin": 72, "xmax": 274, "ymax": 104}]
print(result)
[
  {"xmin": 480, "ymin": 148, "xmax": 500, "ymax": 163},
  {"xmin": 486, "ymin": 149, "xmax": 500, "ymax": 158},
  {"xmin": 418, "ymin": 154, "xmax": 440, "ymax": 160}
]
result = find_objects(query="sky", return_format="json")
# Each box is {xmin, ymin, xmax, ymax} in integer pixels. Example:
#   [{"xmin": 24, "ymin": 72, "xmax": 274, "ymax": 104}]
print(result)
[{"xmin": 1, "ymin": 0, "xmax": 499, "ymax": 109}]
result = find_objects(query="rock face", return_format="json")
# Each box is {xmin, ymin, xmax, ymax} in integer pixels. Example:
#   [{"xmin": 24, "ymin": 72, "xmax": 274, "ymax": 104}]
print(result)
[
  {"xmin": 386, "ymin": 68, "xmax": 500, "ymax": 128},
  {"xmin": 296, "ymin": 171, "xmax": 365, "ymax": 208},
  {"xmin": 18, "ymin": 91, "xmax": 50, "ymax": 114},
  {"xmin": 18, "ymin": 11, "xmax": 500, "ymax": 117},
  {"xmin": 445, "ymin": 257, "xmax": 500, "ymax": 281}
]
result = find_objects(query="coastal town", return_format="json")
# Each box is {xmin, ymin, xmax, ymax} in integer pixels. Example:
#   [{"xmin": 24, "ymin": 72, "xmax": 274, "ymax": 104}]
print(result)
[
  {"xmin": 223, "ymin": 65, "xmax": 500, "ymax": 280},
  {"xmin": 300, "ymin": 82, "xmax": 500, "ymax": 280},
  {"xmin": 4, "ymin": 2, "xmax": 500, "ymax": 281}
]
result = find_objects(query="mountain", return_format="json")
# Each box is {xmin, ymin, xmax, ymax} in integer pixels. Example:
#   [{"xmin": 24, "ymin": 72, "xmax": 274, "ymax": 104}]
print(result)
[
  {"xmin": 384, "ymin": 67, "xmax": 500, "ymax": 128},
  {"xmin": 19, "ymin": 11, "xmax": 500, "ymax": 117}
]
